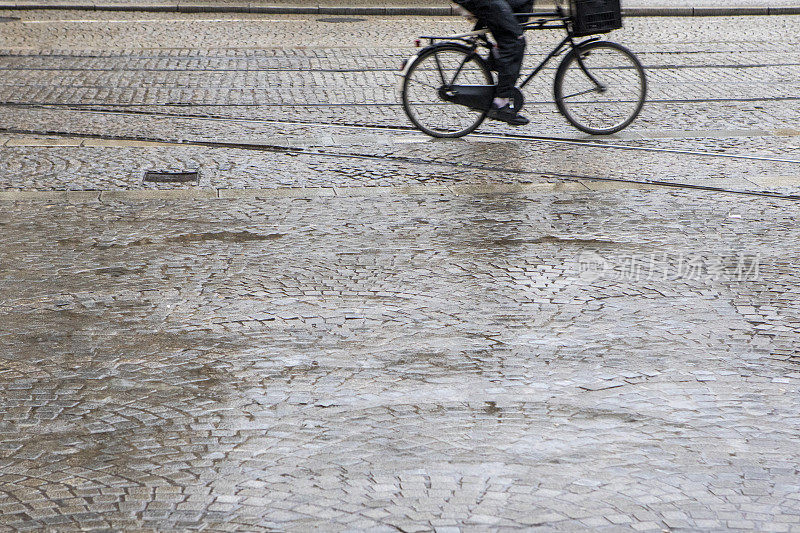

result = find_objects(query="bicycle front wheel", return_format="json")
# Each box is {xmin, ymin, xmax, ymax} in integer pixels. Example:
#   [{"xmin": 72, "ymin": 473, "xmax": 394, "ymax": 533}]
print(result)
[
  {"xmin": 554, "ymin": 41, "xmax": 646, "ymax": 135},
  {"xmin": 402, "ymin": 44, "xmax": 493, "ymax": 138}
]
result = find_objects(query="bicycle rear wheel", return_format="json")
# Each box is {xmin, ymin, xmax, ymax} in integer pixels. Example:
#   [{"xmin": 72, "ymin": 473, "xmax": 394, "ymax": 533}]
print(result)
[
  {"xmin": 402, "ymin": 43, "xmax": 493, "ymax": 138},
  {"xmin": 554, "ymin": 40, "xmax": 646, "ymax": 135}
]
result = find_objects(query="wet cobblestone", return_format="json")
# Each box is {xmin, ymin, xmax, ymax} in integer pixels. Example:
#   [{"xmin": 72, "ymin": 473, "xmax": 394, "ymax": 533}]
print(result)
[
  {"xmin": 2, "ymin": 15, "xmax": 800, "ymax": 193},
  {"xmin": 2, "ymin": 8, "xmax": 800, "ymax": 531},
  {"xmin": 2, "ymin": 134, "xmax": 800, "ymax": 194},
  {"xmin": 1, "ymin": 190, "xmax": 800, "ymax": 530}
]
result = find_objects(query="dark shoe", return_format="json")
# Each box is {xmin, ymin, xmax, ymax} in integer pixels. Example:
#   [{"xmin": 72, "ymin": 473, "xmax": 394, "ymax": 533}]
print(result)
[{"xmin": 486, "ymin": 103, "xmax": 529, "ymax": 126}]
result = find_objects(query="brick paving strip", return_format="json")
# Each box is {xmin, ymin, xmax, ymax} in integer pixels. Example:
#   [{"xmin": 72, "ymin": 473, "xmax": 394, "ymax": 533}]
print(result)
[{"xmin": 2, "ymin": 0, "xmax": 800, "ymax": 15}]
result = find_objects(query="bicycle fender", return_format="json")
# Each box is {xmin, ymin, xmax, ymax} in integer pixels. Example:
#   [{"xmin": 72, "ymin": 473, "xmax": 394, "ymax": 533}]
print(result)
[
  {"xmin": 400, "ymin": 52, "xmax": 421, "ymax": 77},
  {"xmin": 575, "ymin": 36, "xmax": 603, "ymax": 48},
  {"xmin": 401, "ymin": 42, "xmax": 479, "ymax": 77}
]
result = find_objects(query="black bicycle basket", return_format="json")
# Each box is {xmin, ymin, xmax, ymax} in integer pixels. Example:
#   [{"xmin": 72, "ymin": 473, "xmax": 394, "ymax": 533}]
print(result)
[{"xmin": 571, "ymin": 0, "xmax": 622, "ymax": 37}]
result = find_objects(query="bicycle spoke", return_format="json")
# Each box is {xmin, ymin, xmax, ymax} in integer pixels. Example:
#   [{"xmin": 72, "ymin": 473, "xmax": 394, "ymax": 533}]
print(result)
[
  {"xmin": 433, "ymin": 51, "xmax": 446, "ymax": 86},
  {"xmin": 562, "ymin": 87, "xmax": 601, "ymax": 100},
  {"xmin": 448, "ymin": 55, "xmax": 471, "ymax": 86},
  {"xmin": 407, "ymin": 77, "xmax": 441, "ymax": 91}
]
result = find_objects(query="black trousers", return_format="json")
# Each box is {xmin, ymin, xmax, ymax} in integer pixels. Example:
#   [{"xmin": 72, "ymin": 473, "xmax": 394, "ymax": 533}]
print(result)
[{"xmin": 453, "ymin": 0, "xmax": 533, "ymax": 99}]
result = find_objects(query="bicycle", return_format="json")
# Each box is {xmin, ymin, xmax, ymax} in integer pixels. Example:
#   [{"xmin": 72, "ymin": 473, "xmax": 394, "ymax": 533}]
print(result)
[{"xmin": 400, "ymin": 0, "xmax": 647, "ymax": 138}]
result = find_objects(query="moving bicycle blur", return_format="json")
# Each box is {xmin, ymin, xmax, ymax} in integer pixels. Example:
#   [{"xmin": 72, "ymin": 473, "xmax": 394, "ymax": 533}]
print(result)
[{"xmin": 401, "ymin": 0, "xmax": 647, "ymax": 137}]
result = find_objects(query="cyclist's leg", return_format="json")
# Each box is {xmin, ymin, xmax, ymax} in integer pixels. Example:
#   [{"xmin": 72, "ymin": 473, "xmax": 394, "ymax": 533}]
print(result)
[
  {"xmin": 453, "ymin": 0, "xmax": 528, "ymax": 124},
  {"xmin": 479, "ymin": 2, "xmax": 530, "ymax": 72},
  {"xmin": 507, "ymin": 0, "xmax": 534, "ymax": 22},
  {"xmin": 453, "ymin": 0, "xmax": 525, "ymax": 100}
]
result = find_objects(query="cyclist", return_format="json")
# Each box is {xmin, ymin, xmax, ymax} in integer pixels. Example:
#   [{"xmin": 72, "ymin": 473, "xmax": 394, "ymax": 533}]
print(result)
[{"xmin": 452, "ymin": 0, "xmax": 534, "ymax": 126}]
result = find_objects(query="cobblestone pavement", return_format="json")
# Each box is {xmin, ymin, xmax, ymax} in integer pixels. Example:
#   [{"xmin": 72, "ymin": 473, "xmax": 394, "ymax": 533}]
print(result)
[
  {"xmin": 2, "ymin": 9, "xmax": 800, "ymax": 533},
  {"xmin": 2, "ymin": 189, "xmax": 800, "ymax": 532},
  {"xmin": 10, "ymin": 0, "xmax": 800, "ymax": 9},
  {"xmin": 2, "ymin": 15, "xmax": 800, "ymax": 196}
]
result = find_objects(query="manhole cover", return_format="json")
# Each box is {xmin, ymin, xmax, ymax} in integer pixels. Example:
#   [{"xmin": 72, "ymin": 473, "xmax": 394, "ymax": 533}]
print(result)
[
  {"xmin": 143, "ymin": 170, "xmax": 199, "ymax": 183},
  {"xmin": 317, "ymin": 17, "xmax": 366, "ymax": 23},
  {"xmin": 0, "ymin": 17, "xmax": 20, "ymax": 22}
]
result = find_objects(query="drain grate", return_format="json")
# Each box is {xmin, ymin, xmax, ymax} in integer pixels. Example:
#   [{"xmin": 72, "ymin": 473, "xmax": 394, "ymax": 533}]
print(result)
[
  {"xmin": 0, "ymin": 17, "xmax": 20, "ymax": 22},
  {"xmin": 317, "ymin": 17, "xmax": 366, "ymax": 23},
  {"xmin": 143, "ymin": 170, "xmax": 199, "ymax": 184}
]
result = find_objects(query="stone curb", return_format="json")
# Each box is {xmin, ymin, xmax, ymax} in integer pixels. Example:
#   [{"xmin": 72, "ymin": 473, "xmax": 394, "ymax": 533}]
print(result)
[{"xmin": 1, "ymin": 4, "xmax": 800, "ymax": 16}]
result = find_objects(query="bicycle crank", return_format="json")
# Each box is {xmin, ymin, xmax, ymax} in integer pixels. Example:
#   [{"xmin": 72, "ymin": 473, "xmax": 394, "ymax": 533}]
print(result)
[
  {"xmin": 438, "ymin": 85, "xmax": 525, "ymax": 113},
  {"xmin": 438, "ymin": 84, "xmax": 494, "ymax": 110},
  {"xmin": 510, "ymin": 87, "xmax": 525, "ymax": 112}
]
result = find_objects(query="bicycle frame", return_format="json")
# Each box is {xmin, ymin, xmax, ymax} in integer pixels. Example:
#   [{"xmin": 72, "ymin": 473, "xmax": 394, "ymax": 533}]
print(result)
[{"xmin": 417, "ymin": 4, "xmax": 603, "ymax": 93}]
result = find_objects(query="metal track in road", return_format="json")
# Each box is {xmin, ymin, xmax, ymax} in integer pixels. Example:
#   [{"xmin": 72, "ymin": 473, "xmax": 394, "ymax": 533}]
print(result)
[
  {"xmin": 0, "ymin": 48, "xmax": 793, "ymax": 59},
  {"xmin": 4, "ymin": 93, "xmax": 800, "ymax": 105},
  {"xmin": 2, "ymin": 125, "xmax": 800, "ymax": 202},
  {"xmin": 2, "ymin": 48, "xmax": 799, "ymax": 67},
  {"xmin": 4, "ymin": 102, "xmax": 800, "ymax": 167},
  {"xmin": 1, "ymin": 101, "xmax": 420, "ymax": 128},
  {"xmin": 6, "ymin": 97, "xmax": 799, "ymax": 105},
  {"xmin": 0, "ymin": 67, "xmax": 409, "ymax": 73},
  {"xmin": 3, "ymin": 62, "xmax": 800, "ymax": 72}
]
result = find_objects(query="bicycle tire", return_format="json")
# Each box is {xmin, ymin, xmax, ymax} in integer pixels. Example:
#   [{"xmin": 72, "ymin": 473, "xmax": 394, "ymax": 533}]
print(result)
[
  {"xmin": 554, "ymin": 40, "xmax": 646, "ymax": 135},
  {"xmin": 401, "ymin": 43, "xmax": 493, "ymax": 139}
]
